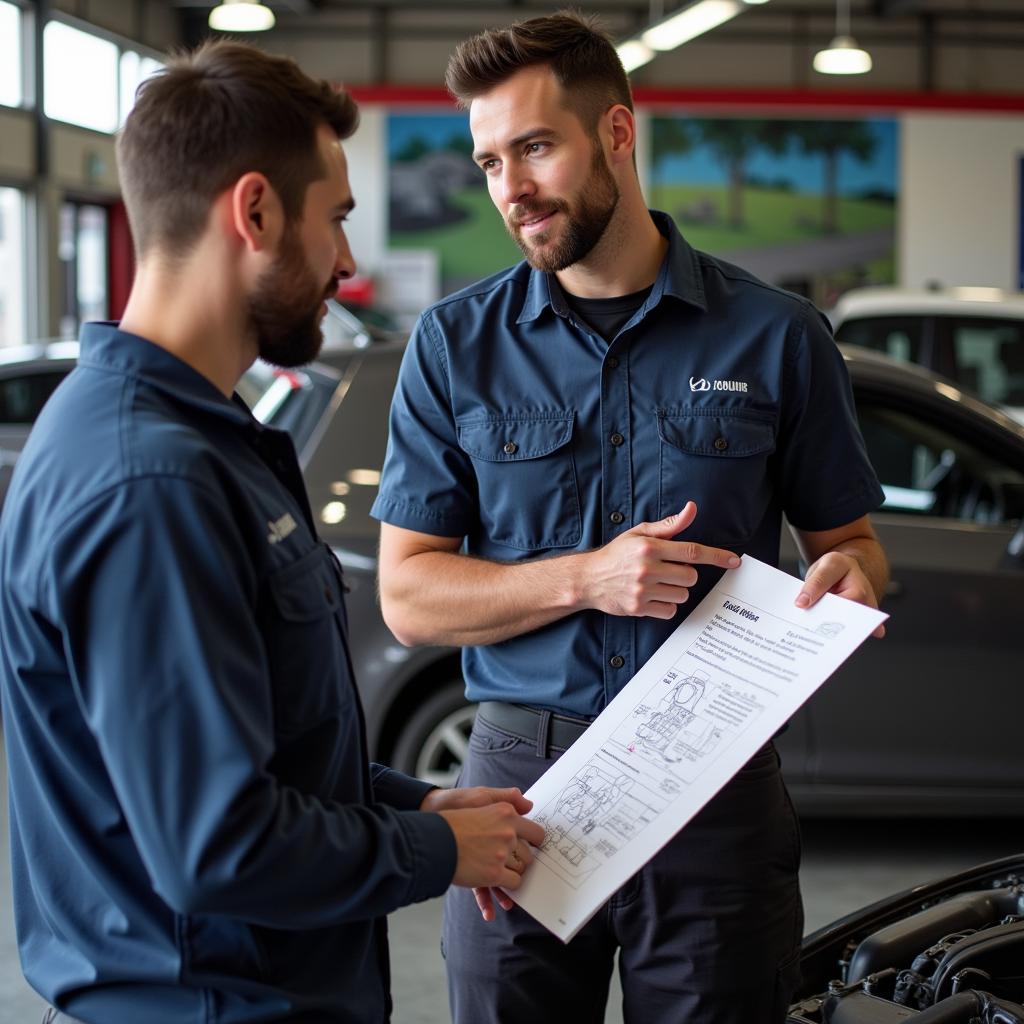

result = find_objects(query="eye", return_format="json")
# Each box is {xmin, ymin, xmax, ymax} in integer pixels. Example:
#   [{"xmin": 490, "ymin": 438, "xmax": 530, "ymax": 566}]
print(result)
[
  {"xmin": 479, "ymin": 158, "xmax": 499, "ymax": 174},
  {"xmin": 526, "ymin": 141, "xmax": 548, "ymax": 156}
]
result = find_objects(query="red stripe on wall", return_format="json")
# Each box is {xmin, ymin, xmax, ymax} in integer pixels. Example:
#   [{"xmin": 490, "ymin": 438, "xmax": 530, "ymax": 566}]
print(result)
[{"xmin": 345, "ymin": 84, "xmax": 1024, "ymax": 113}]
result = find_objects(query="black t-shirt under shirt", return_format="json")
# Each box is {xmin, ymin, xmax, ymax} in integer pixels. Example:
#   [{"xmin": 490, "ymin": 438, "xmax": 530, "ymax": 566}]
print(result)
[{"xmin": 563, "ymin": 285, "xmax": 653, "ymax": 343}]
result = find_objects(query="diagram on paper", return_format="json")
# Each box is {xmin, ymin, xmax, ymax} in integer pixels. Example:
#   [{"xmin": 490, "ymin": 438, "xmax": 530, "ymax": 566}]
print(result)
[
  {"xmin": 533, "ymin": 664, "xmax": 762, "ymax": 888},
  {"xmin": 534, "ymin": 758, "xmax": 664, "ymax": 887},
  {"xmin": 628, "ymin": 669, "xmax": 723, "ymax": 765}
]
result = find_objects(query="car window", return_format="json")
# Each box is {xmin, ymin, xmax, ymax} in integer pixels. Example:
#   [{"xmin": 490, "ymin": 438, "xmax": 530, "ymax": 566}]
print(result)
[
  {"xmin": 0, "ymin": 371, "xmax": 68, "ymax": 424},
  {"xmin": 302, "ymin": 350, "xmax": 400, "ymax": 542},
  {"xmin": 856, "ymin": 401, "xmax": 1024, "ymax": 526},
  {"xmin": 945, "ymin": 317, "xmax": 1024, "ymax": 409},
  {"xmin": 835, "ymin": 317, "xmax": 926, "ymax": 365},
  {"xmin": 237, "ymin": 361, "xmax": 336, "ymax": 454}
]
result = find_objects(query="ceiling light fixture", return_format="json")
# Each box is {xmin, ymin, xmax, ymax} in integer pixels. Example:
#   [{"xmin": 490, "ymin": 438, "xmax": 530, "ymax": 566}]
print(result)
[
  {"xmin": 208, "ymin": 0, "xmax": 276, "ymax": 33},
  {"xmin": 616, "ymin": 0, "xmax": 769, "ymax": 74},
  {"xmin": 813, "ymin": 0, "xmax": 872, "ymax": 75}
]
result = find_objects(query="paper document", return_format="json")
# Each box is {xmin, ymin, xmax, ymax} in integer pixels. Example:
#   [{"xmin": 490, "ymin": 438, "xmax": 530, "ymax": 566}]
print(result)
[{"xmin": 510, "ymin": 556, "xmax": 887, "ymax": 942}]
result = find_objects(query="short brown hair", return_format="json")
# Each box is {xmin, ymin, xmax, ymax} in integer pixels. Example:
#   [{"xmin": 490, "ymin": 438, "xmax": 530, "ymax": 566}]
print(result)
[
  {"xmin": 117, "ymin": 40, "xmax": 358, "ymax": 259},
  {"xmin": 445, "ymin": 10, "xmax": 633, "ymax": 132}
]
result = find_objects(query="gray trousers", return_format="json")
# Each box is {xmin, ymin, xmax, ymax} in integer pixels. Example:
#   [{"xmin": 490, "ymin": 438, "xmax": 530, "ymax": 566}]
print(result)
[{"xmin": 443, "ymin": 711, "xmax": 804, "ymax": 1024}]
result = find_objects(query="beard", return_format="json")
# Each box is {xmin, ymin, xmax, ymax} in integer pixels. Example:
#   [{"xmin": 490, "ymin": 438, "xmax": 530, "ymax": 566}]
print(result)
[
  {"xmin": 507, "ymin": 143, "xmax": 620, "ymax": 273},
  {"xmin": 249, "ymin": 226, "xmax": 335, "ymax": 369}
]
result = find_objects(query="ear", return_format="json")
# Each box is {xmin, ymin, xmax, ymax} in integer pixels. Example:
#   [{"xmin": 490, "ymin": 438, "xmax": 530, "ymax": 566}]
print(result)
[
  {"xmin": 229, "ymin": 172, "xmax": 283, "ymax": 254},
  {"xmin": 605, "ymin": 104, "xmax": 636, "ymax": 167}
]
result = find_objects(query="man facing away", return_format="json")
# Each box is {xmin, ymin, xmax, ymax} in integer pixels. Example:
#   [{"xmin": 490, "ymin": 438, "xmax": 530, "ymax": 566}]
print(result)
[
  {"xmin": 0, "ymin": 41, "xmax": 542, "ymax": 1024},
  {"xmin": 372, "ymin": 12, "xmax": 889, "ymax": 1024}
]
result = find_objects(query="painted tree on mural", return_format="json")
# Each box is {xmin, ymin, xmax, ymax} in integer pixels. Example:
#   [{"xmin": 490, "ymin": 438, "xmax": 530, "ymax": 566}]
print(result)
[
  {"xmin": 650, "ymin": 116, "xmax": 694, "ymax": 176},
  {"xmin": 788, "ymin": 120, "xmax": 877, "ymax": 234},
  {"xmin": 693, "ymin": 119, "xmax": 790, "ymax": 228}
]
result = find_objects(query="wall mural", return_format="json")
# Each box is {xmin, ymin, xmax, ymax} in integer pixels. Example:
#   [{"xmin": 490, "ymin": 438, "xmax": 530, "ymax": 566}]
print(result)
[
  {"xmin": 648, "ymin": 116, "xmax": 898, "ymax": 305},
  {"xmin": 387, "ymin": 111, "xmax": 898, "ymax": 304},
  {"xmin": 388, "ymin": 112, "xmax": 519, "ymax": 295}
]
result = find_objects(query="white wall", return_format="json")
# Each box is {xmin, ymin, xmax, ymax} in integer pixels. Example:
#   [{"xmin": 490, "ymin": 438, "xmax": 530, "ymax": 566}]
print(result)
[
  {"xmin": 901, "ymin": 113, "xmax": 1024, "ymax": 291},
  {"xmin": 343, "ymin": 106, "xmax": 387, "ymax": 279}
]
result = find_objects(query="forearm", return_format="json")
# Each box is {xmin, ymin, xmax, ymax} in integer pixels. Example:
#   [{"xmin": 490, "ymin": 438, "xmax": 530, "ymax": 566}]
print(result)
[
  {"xmin": 380, "ymin": 548, "xmax": 586, "ymax": 647},
  {"xmin": 825, "ymin": 534, "xmax": 889, "ymax": 603}
]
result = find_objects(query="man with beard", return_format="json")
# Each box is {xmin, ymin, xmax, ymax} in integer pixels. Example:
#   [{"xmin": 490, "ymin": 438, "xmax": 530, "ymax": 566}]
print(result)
[
  {"xmin": 0, "ymin": 41, "xmax": 544, "ymax": 1024},
  {"xmin": 372, "ymin": 12, "xmax": 888, "ymax": 1024}
]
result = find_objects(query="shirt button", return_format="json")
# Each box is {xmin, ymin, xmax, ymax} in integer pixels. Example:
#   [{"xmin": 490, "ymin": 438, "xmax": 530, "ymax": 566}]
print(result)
[
  {"xmin": 607, "ymin": 357, "xmax": 619, "ymax": 369},
  {"xmin": 324, "ymin": 586, "xmax": 336, "ymax": 605},
  {"xmin": 714, "ymin": 437, "xmax": 729, "ymax": 452},
  {"xmin": 609, "ymin": 511, "xmax": 625, "ymax": 525},
  {"xmin": 503, "ymin": 441, "xmax": 518, "ymax": 455},
  {"xmin": 609, "ymin": 655, "xmax": 625, "ymax": 669},
  {"xmin": 609, "ymin": 432, "xmax": 624, "ymax": 447}
]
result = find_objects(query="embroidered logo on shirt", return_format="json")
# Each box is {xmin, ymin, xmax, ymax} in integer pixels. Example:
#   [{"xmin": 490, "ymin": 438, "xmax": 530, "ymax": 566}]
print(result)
[
  {"xmin": 690, "ymin": 376, "xmax": 749, "ymax": 393},
  {"xmin": 267, "ymin": 513, "xmax": 298, "ymax": 545}
]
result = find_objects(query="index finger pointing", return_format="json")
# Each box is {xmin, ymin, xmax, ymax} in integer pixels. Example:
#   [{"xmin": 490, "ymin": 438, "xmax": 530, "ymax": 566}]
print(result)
[
  {"xmin": 666, "ymin": 540, "xmax": 741, "ymax": 570},
  {"xmin": 519, "ymin": 818, "xmax": 546, "ymax": 848}
]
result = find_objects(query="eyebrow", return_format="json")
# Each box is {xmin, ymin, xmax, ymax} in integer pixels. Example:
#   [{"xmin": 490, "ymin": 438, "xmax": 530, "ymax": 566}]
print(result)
[{"xmin": 472, "ymin": 127, "xmax": 558, "ymax": 164}]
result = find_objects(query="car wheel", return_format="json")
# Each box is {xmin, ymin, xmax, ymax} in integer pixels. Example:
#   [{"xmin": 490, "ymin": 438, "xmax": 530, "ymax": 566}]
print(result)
[{"xmin": 390, "ymin": 680, "xmax": 477, "ymax": 789}]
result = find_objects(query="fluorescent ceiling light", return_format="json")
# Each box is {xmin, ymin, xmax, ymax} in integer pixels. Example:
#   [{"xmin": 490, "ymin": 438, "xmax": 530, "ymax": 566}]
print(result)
[
  {"xmin": 208, "ymin": 0, "xmax": 275, "ymax": 32},
  {"xmin": 642, "ymin": 0, "xmax": 744, "ymax": 51},
  {"xmin": 812, "ymin": 35, "xmax": 872, "ymax": 74},
  {"xmin": 617, "ymin": 39, "xmax": 656, "ymax": 73}
]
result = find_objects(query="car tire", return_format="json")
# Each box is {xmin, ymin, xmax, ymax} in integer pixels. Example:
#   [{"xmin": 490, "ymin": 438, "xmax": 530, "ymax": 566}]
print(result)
[{"xmin": 390, "ymin": 680, "xmax": 477, "ymax": 789}]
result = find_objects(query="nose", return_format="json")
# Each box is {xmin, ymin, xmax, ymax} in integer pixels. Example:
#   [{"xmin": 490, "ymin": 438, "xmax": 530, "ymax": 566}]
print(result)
[
  {"xmin": 335, "ymin": 228, "xmax": 356, "ymax": 281},
  {"xmin": 499, "ymin": 162, "xmax": 536, "ymax": 207}
]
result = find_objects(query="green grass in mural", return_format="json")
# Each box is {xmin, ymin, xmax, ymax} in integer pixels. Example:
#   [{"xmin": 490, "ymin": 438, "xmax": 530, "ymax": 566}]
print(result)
[
  {"xmin": 389, "ymin": 183, "xmax": 896, "ymax": 283},
  {"xmin": 390, "ymin": 187, "xmax": 521, "ymax": 281},
  {"xmin": 648, "ymin": 184, "xmax": 894, "ymax": 253}
]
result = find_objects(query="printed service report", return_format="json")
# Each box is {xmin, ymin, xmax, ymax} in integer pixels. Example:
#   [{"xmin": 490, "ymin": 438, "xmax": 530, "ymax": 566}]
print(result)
[{"xmin": 508, "ymin": 556, "xmax": 888, "ymax": 942}]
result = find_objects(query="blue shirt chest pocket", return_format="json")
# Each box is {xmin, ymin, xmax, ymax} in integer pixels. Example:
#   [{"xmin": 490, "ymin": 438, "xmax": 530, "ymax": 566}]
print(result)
[
  {"xmin": 264, "ymin": 543, "xmax": 353, "ymax": 736},
  {"xmin": 457, "ymin": 411, "xmax": 581, "ymax": 552},
  {"xmin": 657, "ymin": 408, "xmax": 777, "ymax": 548}
]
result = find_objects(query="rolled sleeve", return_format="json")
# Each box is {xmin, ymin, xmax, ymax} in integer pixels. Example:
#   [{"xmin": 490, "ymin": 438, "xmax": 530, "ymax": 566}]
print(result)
[{"xmin": 371, "ymin": 313, "xmax": 473, "ymax": 539}]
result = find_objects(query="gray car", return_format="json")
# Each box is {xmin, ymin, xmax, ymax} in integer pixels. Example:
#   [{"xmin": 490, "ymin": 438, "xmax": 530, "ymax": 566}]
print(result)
[{"xmin": 3, "ymin": 341, "xmax": 1023, "ymax": 816}]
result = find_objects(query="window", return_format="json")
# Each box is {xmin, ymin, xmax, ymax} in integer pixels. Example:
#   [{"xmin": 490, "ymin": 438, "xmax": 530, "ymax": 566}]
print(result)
[
  {"xmin": 835, "ymin": 317, "xmax": 926, "ymax": 365},
  {"xmin": 59, "ymin": 201, "xmax": 109, "ymax": 338},
  {"xmin": 857, "ymin": 402, "xmax": 1024, "ymax": 526},
  {"xmin": 0, "ymin": 369, "xmax": 69, "ymax": 423},
  {"xmin": 0, "ymin": 187, "xmax": 26, "ymax": 347},
  {"xmin": 119, "ymin": 49, "xmax": 163, "ymax": 127},
  {"xmin": 44, "ymin": 20, "xmax": 119, "ymax": 133},
  {"xmin": 947, "ymin": 317, "xmax": 1024, "ymax": 410},
  {"xmin": 0, "ymin": 1, "xmax": 21, "ymax": 108}
]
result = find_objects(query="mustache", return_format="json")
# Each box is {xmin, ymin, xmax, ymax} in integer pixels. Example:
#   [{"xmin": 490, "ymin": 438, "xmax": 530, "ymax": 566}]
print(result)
[{"xmin": 507, "ymin": 200, "xmax": 568, "ymax": 229}]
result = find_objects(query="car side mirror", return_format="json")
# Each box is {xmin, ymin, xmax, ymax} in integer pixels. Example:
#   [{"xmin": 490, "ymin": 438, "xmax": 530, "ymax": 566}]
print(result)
[{"xmin": 1002, "ymin": 521, "xmax": 1024, "ymax": 572}]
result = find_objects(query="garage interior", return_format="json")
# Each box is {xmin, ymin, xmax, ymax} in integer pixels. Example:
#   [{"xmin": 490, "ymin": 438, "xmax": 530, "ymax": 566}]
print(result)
[{"xmin": 1, "ymin": 1, "xmax": 1024, "ymax": 1022}]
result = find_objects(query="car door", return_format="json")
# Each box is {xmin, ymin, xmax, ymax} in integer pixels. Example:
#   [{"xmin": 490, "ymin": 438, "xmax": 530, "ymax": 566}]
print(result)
[{"xmin": 782, "ymin": 375, "xmax": 1024, "ymax": 815}]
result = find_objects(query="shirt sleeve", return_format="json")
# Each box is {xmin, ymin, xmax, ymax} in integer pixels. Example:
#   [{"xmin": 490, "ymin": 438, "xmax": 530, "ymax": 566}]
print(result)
[
  {"xmin": 777, "ymin": 303, "xmax": 885, "ymax": 532},
  {"xmin": 370, "ymin": 312, "xmax": 474, "ymax": 538},
  {"xmin": 44, "ymin": 475, "xmax": 456, "ymax": 928},
  {"xmin": 370, "ymin": 765, "xmax": 437, "ymax": 810}
]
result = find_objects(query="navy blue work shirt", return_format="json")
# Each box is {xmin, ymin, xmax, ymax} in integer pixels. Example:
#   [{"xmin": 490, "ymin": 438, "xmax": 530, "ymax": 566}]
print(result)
[
  {"xmin": 372, "ymin": 213, "xmax": 883, "ymax": 717},
  {"xmin": 0, "ymin": 324, "xmax": 456, "ymax": 1023}
]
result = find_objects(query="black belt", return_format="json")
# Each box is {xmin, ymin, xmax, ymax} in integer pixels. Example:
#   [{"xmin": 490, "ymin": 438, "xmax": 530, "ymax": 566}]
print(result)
[{"xmin": 476, "ymin": 701, "xmax": 593, "ymax": 756}]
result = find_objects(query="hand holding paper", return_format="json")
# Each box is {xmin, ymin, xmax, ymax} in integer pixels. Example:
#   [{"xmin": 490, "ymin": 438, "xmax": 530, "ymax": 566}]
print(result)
[{"xmin": 506, "ymin": 556, "xmax": 888, "ymax": 942}]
